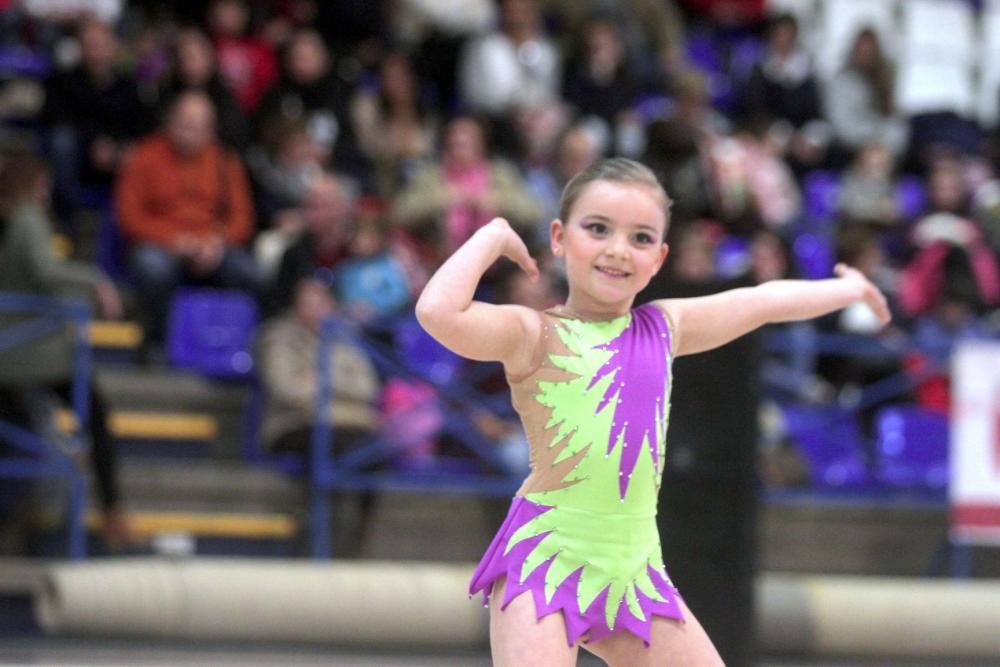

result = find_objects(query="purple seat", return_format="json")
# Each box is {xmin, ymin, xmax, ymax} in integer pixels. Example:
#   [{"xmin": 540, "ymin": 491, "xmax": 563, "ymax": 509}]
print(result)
[
  {"xmin": 781, "ymin": 404, "xmax": 872, "ymax": 489},
  {"xmin": 395, "ymin": 316, "xmax": 463, "ymax": 385},
  {"xmin": 802, "ymin": 170, "xmax": 842, "ymax": 224},
  {"xmin": 792, "ymin": 232, "xmax": 835, "ymax": 280},
  {"xmin": 166, "ymin": 288, "xmax": 259, "ymax": 379},
  {"xmin": 715, "ymin": 235, "xmax": 751, "ymax": 278},
  {"xmin": 895, "ymin": 176, "xmax": 928, "ymax": 221},
  {"xmin": 0, "ymin": 46, "xmax": 50, "ymax": 79},
  {"xmin": 874, "ymin": 405, "xmax": 949, "ymax": 490}
]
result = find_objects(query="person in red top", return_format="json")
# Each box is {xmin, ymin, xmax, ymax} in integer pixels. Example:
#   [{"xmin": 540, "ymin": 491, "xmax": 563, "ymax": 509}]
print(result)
[
  {"xmin": 115, "ymin": 90, "xmax": 262, "ymax": 342},
  {"xmin": 207, "ymin": 0, "xmax": 279, "ymax": 113}
]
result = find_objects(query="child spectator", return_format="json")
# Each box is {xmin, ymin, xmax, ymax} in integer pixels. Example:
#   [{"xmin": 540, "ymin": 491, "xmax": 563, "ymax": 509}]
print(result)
[{"xmin": 334, "ymin": 210, "xmax": 413, "ymax": 324}]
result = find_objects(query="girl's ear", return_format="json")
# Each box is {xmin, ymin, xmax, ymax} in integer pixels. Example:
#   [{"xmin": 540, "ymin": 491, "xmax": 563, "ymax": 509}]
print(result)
[
  {"xmin": 655, "ymin": 243, "xmax": 669, "ymax": 272},
  {"xmin": 550, "ymin": 219, "xmax": 564, "ymax": 256}
]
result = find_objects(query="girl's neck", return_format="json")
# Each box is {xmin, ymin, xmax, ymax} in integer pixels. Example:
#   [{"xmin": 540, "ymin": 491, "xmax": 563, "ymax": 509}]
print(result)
[{"xmin": 560, "ymin": 293, "xmax": 633, "ymax": 321}]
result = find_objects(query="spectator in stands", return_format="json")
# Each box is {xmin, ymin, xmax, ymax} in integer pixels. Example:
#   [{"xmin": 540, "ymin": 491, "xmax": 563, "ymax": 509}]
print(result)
[
  {"xmin": 256, "ymin": 28, "xmax": 362, "ymax": 173},
  {"xmin": 700, "ymin": 117, "xmax": 801, "ymax": 236},
  {"xmin": 43, "ymin": 17, "xmax": 151, "ymax": 231},
  {"xmin": 351, "ymin": 50, "xmax": 439, "ymax": 199},
  {"xmin": 641, "ymin": 72, "xmax": 723, "ymax": 225},
  {"xmin": 115, "ymin": 91, "xmax": 260, "ymax": 344},
  {"xmin": 0, "ymin": 150, "xmax": 131, "ymax": 548},
  {"xmin": 742, "ymin": 13, "xmax": 828, "ymax": 172},
  {"xmin": 335, "ymin": 210, "xmax": 414, "ymax": 324},
  {"xmin": 899, "ymin": 227, "xmax": 1000, "ymax": 320},
  {"xmin": 545, "ymin": 0, "xmax": 687, "ymax": 90},
  {"xmin": 561, "ymin": 14, "xmax": 640, "ymax": 148},
  {"xmin": 669, "ymin": 220, "xmax": 719, "ymax": 284},
  {"xmin": 257, "ymin": 276, "xmax": 380, "ymax": 556},
  {"xmin": 392, "ymin": 116, "xmax": 541, "ymax": 267},
  {"xmin": 389, "ymin": 0, "xmax": 497, "ymax": 112},
  {"xmin": 971, "ymin": 175, "xmax": 1000, "ymax": 255},
  {"xmin": 206, "ymin": 0, "xmax": 279, "ymax": 113},
  {"xmin": 246, "ymin": 116, "xmax": 323, "ymax": 220},
  {"xmin": 524, "ymin": 122, "xmax": 601, "ymax": 239},
  {"xmin": 905, "ymin": 243, "xmax": 999, "ymax": 413},
  {"xmin": 825, "ymin": 27, "xmax": 908, "ymax": 161},
  {"xmin": 258, "ymin": 276, "xmax": 380, "ymax": 457},
  {"xmin": 271, "ymin": 172, "xmax": 353, "ymax": 313},
  {"xmin": 838, "ymin": 142, "xmax": 901, "ymax": 229},
  {"xmin": 459, "ymin": 0, "xmax": 560, "ymax": 116},
  {"xmin": 458, "ymin": 0, "xmax": 561, "ymax": 154},
  {"xmin": 157, "ymin": 27, "xmax": 249, "ymax": 150}
]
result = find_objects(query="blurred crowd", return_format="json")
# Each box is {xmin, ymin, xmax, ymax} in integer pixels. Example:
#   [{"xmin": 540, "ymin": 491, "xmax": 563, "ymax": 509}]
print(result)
[{"xmin": 2, "ymin": 0, "xmax": 1000, "ymax": 503}]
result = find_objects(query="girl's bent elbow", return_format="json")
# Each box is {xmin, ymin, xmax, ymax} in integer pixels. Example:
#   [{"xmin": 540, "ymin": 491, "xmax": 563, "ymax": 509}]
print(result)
[{"xmin": 415, "ymin": 297, "xmax": 451, "ymax": 333}]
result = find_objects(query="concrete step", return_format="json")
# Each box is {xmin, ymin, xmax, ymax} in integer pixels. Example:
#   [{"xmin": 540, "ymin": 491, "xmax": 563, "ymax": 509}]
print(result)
[{"xmin": 115, "ymin": 459, "xmax": 302, "ymax": 513}]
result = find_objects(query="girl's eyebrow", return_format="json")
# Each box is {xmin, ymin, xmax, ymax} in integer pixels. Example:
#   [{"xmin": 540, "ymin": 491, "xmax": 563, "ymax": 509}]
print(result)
[
  {"xmin": 578, "ymin": 215, "xmax": 662, "ymax": 235},
  {"xmin": 578, "ymin": 214, "xmax": 613, "ymax": 223}
]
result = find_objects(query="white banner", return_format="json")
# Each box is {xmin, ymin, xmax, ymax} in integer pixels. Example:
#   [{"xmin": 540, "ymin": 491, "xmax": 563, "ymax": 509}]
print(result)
[{"xmin": 951, "ymin": 341, "xmax": 1000, "ymax": 544}]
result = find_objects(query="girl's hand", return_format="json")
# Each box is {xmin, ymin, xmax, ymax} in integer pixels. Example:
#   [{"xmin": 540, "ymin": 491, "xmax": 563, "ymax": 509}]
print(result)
[
  {"xmin": 485, "ymin": 218, "xmax": 540, "ymax": 281},
  {"xmin": 834, "ymin": 263, "xmax": 891, "ymax": 327}
]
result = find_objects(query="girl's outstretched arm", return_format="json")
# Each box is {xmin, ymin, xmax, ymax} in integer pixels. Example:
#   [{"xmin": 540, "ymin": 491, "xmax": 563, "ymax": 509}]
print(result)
[
  {"xmin": 416, "ymin": 218, "xmax": 542, "ymax": 375},
  {"xmin": 659, "ymin": 264, "xmax": 891, "ymax": 357}
]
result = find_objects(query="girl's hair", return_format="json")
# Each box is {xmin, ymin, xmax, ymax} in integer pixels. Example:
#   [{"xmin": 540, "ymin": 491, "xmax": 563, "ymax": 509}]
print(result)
[{"xmin": 558, "ymin": 158, "xmax": 673, "ymax": 236}]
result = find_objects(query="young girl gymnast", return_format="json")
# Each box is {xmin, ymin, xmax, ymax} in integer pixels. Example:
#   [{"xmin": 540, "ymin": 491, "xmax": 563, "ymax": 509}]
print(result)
[{"xmin": 416, "ymin": 158, "xmax": 890, "ymax": 666}]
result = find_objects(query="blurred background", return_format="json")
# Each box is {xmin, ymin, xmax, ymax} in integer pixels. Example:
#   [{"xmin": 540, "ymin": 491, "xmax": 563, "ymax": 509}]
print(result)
[{"xmin": 2, "ymin": 0, "xmax": 1000, "ymax": 665}]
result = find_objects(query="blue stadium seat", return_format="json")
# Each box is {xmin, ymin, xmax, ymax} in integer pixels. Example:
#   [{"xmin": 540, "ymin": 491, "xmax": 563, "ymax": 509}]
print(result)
[
  {"xmin": 802, "ymin": 170, "xmax": 841, "ymax": 225},
  {"xmin": 394, "ymin": 315, "xmax": 464, "ymax": 385},
  {"xmin": 781, "ymin": 403, "xmax": 872, "ymax": 489},
  {"xmin": 874, "ymin": 405, "xmax": 949, "ymax": 491},
  {"xmin": 792, "ymin": 231, "xmax": 835, "ymax": 280},
  {"xmin": 166, "ymin": 289, "xmax": 259, "ymax": 380}
]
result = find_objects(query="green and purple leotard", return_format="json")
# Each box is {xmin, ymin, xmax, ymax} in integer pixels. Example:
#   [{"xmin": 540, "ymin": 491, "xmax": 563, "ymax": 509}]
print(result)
[{"xmin": 469, "ymin": 302, "xmax": 684, "ymax": 646}]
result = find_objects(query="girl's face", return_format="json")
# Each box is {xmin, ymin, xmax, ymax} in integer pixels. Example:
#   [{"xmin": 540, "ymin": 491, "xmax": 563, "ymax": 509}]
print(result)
[{"xmin": 551, "ymin": 181, "xmax": 668, "ymax": 315}]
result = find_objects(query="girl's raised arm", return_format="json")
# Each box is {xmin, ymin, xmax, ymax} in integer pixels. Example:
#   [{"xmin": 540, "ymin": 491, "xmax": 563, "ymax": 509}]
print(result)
[
  {"xmin": 659, "ymin": 264, "xmax": 891, "ymax": 357},
  {"xmin": 416, "ymin": 218, "xmax": 543, "ymax": 375}
]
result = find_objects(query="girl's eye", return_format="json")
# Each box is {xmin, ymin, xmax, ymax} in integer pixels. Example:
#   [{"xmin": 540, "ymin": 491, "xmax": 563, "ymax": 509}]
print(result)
[
  {"xmin": 634, "ymin": 233, "xmax": 655, "ymax": 245},
  {"xmin": 584, "ymin": 222, "xmax": 608, "ymax": 235}
]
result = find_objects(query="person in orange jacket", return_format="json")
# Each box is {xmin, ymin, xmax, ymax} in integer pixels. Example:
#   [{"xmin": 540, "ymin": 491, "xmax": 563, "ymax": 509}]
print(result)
[{"xmin": 115, "ymin": 90, "xmax": 263, "ymax": 343}]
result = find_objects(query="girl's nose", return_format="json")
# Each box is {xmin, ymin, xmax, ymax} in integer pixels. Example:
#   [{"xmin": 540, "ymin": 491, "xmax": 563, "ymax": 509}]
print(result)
[{"xmin": 604, "ymin": 234, "xmax": 628, "ymax": 257}]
